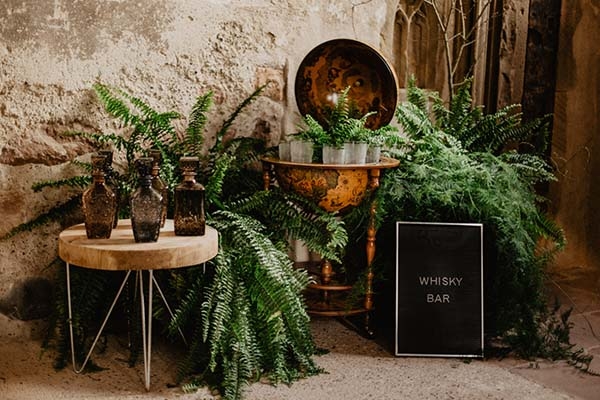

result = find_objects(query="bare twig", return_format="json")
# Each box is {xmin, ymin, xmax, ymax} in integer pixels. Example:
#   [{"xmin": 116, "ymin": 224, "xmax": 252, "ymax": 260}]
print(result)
[
  {"xmin": 397, "ymin": 0, "xmax": 426, "ymax": 85},
  {"xmin": 425, "ymin": 0, "xmax": 492, "ymax": 96}
]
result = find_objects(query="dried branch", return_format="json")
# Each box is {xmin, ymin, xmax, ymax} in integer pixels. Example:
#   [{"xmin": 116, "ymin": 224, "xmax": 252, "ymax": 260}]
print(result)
[
  {"xmin": 397, "ymin": 0, "xmax": 426, "ymax": 85},
  {"xmin": 423, "ymin": 0, "xmax": 493, "ymax": 97}
]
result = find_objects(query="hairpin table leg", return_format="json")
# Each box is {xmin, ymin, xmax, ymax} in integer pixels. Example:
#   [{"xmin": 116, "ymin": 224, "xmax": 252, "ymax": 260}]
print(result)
[{"xmin": 66, "ymin": 263, "xmax": 131, "ymax": 374}]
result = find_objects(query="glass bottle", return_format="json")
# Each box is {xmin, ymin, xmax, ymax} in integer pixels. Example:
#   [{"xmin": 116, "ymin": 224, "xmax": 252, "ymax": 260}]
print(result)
[
  {"xmin": 98, "ymin": 150, "xmax": 120, "ymax": 228},
  {"xmin": 148, "ymin": 149, "xmax": 168, "ymax": 228},
  {"xmin": 82, "ymin": 154, "xmax": 117, "ymax": 239},
  {"xmin": 174, "ymin": 157, "xmax": 206, "ymax": 236},
  {"xmin": 130, "ymin": 157, "xmax": 162, "ymax": 243}
]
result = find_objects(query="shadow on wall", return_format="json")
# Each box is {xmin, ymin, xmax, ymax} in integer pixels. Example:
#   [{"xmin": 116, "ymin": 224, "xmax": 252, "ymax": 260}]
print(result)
[{"xmin": 0, "ymin": 277, "xmax": 54, "ymax": 321}]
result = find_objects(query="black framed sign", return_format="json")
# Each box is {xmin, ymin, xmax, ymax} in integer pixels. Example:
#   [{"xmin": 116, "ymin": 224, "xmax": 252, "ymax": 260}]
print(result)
[{"xmin": 395, "ymin": 222, "xmax": 484, "ymax": 357}]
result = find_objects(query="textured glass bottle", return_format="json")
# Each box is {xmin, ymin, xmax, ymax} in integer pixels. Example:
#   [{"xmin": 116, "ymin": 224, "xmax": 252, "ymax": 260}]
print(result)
[
  {"xmin": 174, "ymin": 157, "xmax": 206, "ymax": 236},
  {"xmin": 82, "ymin": 154, "xmax": 117, "ymax": 239},
  {"xmin": 130, "ymin": 157, "xmax": 162, "ymax": 243},
  {"xmin": 98, "ymin": 150, "xmax": 120, "ymax": 228},
  {"xmin": 148, "ymin": 149, "xmax": 168, "ymax": 228}
]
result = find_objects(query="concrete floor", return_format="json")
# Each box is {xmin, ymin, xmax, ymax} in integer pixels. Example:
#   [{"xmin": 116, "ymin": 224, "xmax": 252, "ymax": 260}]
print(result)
[{"xmin": 1, "ymin": 266, "xmax": 599, "ymax": 400}]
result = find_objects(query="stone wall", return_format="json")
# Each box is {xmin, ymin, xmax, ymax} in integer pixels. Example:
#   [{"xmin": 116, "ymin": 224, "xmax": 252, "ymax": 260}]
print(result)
[
  {"xmin": 550, "ymin": 0, "xmax": 600, "ymax": 271},
  {"xmin": 0, "ymin": 0, "xmax": 395, "ymax": 329}
]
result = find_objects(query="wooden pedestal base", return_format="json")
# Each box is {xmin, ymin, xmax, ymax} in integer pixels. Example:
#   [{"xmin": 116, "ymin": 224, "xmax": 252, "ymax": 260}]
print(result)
[
  {"xmin": 297, "ymin": 261, "xmax": 373, "ymax": 337},
  {"xmin": 261, "ymin": 157, "xmax": 399, "ymax": 338}
]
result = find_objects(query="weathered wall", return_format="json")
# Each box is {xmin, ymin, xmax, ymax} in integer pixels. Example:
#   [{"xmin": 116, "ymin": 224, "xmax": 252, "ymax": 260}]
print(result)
[
  {"xmin": 0, "ymin": 0, "xmax": 395, "ymax": 331},
  {"xmin": 496, "ymin": 0, "xmax": 530, "ymax": 109},
  {"xmin": 549, "ymin": 0, "xmax": 600, "ymax": 272}
]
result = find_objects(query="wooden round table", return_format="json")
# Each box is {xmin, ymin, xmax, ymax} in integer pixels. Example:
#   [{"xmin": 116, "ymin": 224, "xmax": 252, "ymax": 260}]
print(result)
[{"xmin": 58, "ymin": 219, "xmax": 218, "ymax": 390}]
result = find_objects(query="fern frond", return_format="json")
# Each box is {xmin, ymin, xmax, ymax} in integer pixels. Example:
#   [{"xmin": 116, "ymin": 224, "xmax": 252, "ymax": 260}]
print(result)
[
  {"xmin": 406, "ymin": 77, "xmax": 430, "ymax": 112},
  {"xmin": 184, "ymin": 92, "xmax": 213, "ymax": 157},
  {"xmin": 69, "ymin": 160, "xmax": 93, "ymax": 173},
  {"xmin": 205, "ymin": 153, "xmax": 234, "ymax": 210},
  {"xmin": 532, "ymin": 211, "xmax": 566, "ymax": 251},
  {"xmin": 447, "ymin": 77, "xmax": 475, "ymax": 126},
  {"xmin": 498, "ymin": 151, "xmax": 556, "ymax": 185},
  {"xmin": 201, "ymin": 251, "xmax": 236, "ymax": 366},
  {"xmin": 61, "ymin": 130, "xmax": 128, "ymax": 151},
  {"xmin": 395, "ymin": 101, "xmax": 435, "ymax": 139},
  {"xmin": 93, "ymin": 83, "xmax": 140, "ymax": 127},
  {"xmin": 326, "ymin": 86, "xmax": 352, "ymax": 128},
  {"xmin": 1, "ymin": 195, "xmax": 81, "ymax": 240},
  {"xmin": 223, "ymin": 137, "xmax": 266, "ymax": 165},
  {"xmin": 430, "ymin": 92, "xmax": 449, "ymax": 124},
  {"xmin": 295, "ymin": 114, "xmax": 329, "ymax": 145},
  {"xmin": 226, "ymin": 188, "xmax": 347, "ymax": 262},
  {"xmin": 32, "ymin": 175, "xmax": 91, "ymax": 192},
  {"xmin": 123, "ymin": 93, "xmax": 180, "ymax": 151},
  {"xmin": 468, "ymin": 108, "xmax": 536, "ymax": 153},
  {"xmin": 120, "ymin": 88, "xmax": 180, "ymax": 147}
]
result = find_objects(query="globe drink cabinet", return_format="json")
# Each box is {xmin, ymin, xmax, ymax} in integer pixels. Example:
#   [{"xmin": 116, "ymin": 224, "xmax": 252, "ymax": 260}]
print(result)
[{"xmin": 262, "ymin": 38, "xmax": 400, "ymax": 334}]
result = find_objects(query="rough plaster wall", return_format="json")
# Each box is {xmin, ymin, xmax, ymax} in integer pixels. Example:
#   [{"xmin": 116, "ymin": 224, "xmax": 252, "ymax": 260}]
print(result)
[
  {"xmin": 550, "ymin": 0, "xmax": 600, "ymax": 271},
  {"xmin": 0, "ymin": 0, "xmax": 396, "ymax": 327}
]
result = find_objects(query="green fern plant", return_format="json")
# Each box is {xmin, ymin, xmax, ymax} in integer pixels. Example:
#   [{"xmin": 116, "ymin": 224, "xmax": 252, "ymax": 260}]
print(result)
[
  {"xmin": 294, "ymin": 86, "xmax": 396, "ymax": 147},
  {"xmin": 377, "ymin": 79, "xmax": 567, "ymax": 357},
  {"xmin": 17, "ymin": 82, "xmax": 346, "ymax": 400}
]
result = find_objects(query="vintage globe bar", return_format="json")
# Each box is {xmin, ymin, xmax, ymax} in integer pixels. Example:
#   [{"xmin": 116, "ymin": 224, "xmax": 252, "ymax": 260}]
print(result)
[{"xmin": 261, "ymin": 39, "xmax": 399, "ymax": 334}]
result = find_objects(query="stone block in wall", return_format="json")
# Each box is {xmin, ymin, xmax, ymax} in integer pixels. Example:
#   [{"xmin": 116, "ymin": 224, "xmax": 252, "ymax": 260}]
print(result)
[{"xmin": 255, "ymin": 66, "xmax": 286, "ymax": 102}]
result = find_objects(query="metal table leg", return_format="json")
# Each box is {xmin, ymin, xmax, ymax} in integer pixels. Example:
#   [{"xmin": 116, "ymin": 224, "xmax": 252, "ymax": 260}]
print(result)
[
  {"xmin": 67, "ymin": 264, "xmax": 187, "ymax": 391},
  {"xmin": 138, "ymin": 270, "xmax": 152, "ymax": 390},
  {"xmin": 66, "ymin": 262, "xmax": 131, "ymax": 374}
]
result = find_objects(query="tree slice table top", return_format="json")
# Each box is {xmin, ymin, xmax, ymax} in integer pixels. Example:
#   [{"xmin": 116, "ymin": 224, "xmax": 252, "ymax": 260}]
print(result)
[{"xmin": 58, "ymin": 219, "xmax": 218, "ymax": 271}]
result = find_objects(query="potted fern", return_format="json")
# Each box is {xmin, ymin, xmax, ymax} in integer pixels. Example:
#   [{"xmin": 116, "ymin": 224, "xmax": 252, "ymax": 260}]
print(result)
[
  {"xmin": 292, "ymin": 86, "xmax": 397, "ymax": 164},
  {"xmin": 372, "ymin": 79, "xmax": 568, "ymax": 358}
]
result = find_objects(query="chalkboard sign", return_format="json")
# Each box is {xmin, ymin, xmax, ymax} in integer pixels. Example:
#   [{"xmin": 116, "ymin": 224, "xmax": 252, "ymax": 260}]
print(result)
[{"xmin": 395, "ymin": 222, "xmax": 483, "ymax": 357}]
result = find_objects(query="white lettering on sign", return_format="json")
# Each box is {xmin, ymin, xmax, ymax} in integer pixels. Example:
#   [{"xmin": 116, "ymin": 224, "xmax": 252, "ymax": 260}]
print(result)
[
  {"xmin": 419, "ymin": 276, "xmax": 462, "ymax": 304},
  {"xmin": 418, "ymin": 276, "xmax": 463, "ymax": 286},
  {"xmin": 427, "ymin": 293, "xmax": 450, "ymax": 303}
]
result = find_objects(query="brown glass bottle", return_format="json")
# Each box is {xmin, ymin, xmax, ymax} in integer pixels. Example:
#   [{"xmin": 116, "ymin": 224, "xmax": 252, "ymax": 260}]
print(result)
[
  {"xmin": 148, "ymin": 149, "xmax": 168, "ymax": 228},
  {"xmin": 82, "ymin": 154, "xmax": 117, "ymax": 239},
  {"xmin": 174, "ymin": 157, "xmax": 205, "ymax": 236},
  {"xmin": 98, "ymin": 150, "xmax": 120, "ymax": 228},
  {"xmin": 130, "ymin": 157, "xmax": 162, "ymax": 243}
]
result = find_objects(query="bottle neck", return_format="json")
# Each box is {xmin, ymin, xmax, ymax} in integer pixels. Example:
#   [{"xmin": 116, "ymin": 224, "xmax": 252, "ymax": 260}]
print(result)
[
  {"xmin": 183, "ymin": 172, "xmax": 196, "ymax": 184},
  {"xmin": 92, "ymin": 171, "xmax": 105, "ymax": 184},
  {"xmin": 140, "ymin": 175, "xmax": 153, "ymax": 187},
  {"xmin": 151, "ymin": 165, "xmax": 159, "ymax": 177}
]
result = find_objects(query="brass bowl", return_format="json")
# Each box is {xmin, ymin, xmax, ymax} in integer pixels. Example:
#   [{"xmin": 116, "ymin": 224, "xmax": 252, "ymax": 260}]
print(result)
[
  {"xmin": 262, "ymin": 156, "xmax": 399, "ymax": 213},
  {"xmin": 295, "ymin": 39, "xmax": 398, "ymax": 130}
]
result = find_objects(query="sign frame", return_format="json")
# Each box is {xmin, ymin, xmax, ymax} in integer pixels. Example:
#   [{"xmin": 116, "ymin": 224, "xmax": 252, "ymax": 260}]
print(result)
[{"xmin": 395, "ymin": 221, "xmax": 484, "ymax": 358}]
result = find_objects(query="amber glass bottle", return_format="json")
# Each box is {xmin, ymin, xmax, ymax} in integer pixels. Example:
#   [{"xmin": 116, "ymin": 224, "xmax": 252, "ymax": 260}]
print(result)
[
  {"xmin": 148, "ymin": 149, "xmax": 168, "ymax": 227},
  {"xmin": 174, "ymin": 157, "xmax": 205, "ymax": 236},
  {"xmin": 130, "ymin": 157, "xmax": 162, "ymax": 243},
  {"xmin": 98, "ymin": 150, "xmax": 120, "ymax": 228},
  {"xmin": 82, "ymin": 154, "xmax": 117, "ymax": 239}
]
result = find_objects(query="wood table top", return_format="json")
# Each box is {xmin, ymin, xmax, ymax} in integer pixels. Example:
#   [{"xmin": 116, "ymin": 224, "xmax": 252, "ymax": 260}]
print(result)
[{"xmin": 58, "ymin": 219, "xmax": 218, "ymax": 271}]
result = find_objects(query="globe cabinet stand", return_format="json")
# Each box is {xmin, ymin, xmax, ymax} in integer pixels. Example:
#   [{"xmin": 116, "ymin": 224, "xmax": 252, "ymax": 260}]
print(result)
[{"xmin": 261, "ymin": 156, "xmax": 399, "ymax": 335}]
